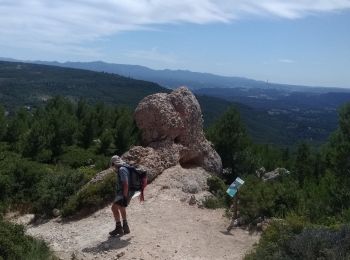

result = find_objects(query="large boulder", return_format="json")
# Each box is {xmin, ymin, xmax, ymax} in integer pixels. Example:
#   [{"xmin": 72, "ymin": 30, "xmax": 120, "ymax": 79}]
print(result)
[{"xmin": 123, "ymin": 87, "xmax": 222, "ymax": 181}]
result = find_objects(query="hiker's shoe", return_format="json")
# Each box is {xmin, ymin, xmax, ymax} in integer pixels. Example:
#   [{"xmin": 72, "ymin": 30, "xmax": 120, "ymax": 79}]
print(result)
[
  {"xmin": 109, "ymin": 225, "xmax": 123, "ymax": 236},
  {"xmin": 123, "ymin": 223, "xmax": 130, "ymax": 234}
]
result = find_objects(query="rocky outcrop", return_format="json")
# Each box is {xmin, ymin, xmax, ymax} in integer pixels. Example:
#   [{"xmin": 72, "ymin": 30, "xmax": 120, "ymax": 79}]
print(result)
[
  {"xmin": 122, "ymin": 87, "xmax": 222, "ymax": 181},
  {"xmin": 256, "ymin": 167, "xmax": 290, "ymax": 182}
]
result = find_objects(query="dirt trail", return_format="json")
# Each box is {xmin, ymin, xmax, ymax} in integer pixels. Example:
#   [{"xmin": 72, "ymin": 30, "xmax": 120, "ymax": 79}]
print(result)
[{"xmin": 19, "ymin": 174, "xmax": 259, "ymax": 260}]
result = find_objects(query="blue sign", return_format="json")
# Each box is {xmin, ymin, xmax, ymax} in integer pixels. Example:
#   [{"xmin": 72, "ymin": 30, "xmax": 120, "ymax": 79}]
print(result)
[{"xmin": 226, "ymin": 177, "xmax": 245, "ymax": 197}]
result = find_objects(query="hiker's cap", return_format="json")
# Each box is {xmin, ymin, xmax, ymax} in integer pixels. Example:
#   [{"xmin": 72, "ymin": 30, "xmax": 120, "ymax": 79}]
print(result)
[{"xmin": 110, "ymin": 155, "xmax": 126, "ymax": 167}]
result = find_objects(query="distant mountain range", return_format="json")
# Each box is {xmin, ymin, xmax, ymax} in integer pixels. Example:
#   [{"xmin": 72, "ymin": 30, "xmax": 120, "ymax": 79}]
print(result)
[{"xmin": 1, "ymin": 57, "xmax": 349, "ymax": 93}]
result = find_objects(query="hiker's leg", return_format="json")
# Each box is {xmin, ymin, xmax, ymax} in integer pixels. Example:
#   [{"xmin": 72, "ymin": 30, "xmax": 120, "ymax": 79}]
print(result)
[
  {"xmin": 109, "ymin": 203, "xmax": 124, "ymax": 236},
  {"xmin": 111, "ymin": 203, "xmax": 120, "ymax": 222},
  {"xmin": 119, "ymin": 206, "xmax": 130, "ymax": 234},
  {"xmin": 119, "ymin": 206, "xmax": 127, "ymax": 221}
]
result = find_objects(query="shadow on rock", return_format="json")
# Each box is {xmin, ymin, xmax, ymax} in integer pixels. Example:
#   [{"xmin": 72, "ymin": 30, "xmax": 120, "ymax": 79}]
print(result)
[
  {"xmin": 220, "ymin": 230, "xmax": 234, "ymax": 236},
  {"xmin": 82, "ymin": 236, "xmax": 132, "ymax": 254}
]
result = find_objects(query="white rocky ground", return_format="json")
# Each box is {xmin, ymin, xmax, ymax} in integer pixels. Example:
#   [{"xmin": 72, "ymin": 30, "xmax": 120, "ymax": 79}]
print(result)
[{"xmin": 13, "ymin": 166, "xmax": 259, "ymax": 260}]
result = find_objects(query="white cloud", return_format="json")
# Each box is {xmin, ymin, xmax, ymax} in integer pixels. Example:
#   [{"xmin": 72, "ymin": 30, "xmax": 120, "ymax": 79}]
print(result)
[
  {"xmin": 279, "ymin": 59, "xmax": 295, "ymax": 63},
  {"xmin": 1, "ymin": 0, "xmax": 350, "ymax": 54}
]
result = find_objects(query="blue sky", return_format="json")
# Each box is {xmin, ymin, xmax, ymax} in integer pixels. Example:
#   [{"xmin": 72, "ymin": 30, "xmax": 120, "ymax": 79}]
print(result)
[{"xmin": 1, "ymin": 1, "xmax": 350, "ymax": 88}]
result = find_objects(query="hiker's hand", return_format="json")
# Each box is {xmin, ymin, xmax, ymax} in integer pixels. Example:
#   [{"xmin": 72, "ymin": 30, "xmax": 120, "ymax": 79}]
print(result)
[{"xmin": 122, "ymin": 196, "xmax": 128, "ymax": 207}]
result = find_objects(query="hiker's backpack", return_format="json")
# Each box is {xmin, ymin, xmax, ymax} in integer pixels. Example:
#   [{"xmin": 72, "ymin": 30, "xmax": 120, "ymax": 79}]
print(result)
[{"xmin": 124, "ymin": 165, "xmax": 147, "ymax": 202}]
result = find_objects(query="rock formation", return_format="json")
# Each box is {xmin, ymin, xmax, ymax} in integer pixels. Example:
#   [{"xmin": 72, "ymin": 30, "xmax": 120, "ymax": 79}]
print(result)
[
  {"xmin": 122, "ymin": 86, "xmax": 222, "ymax": 181},
  {"xmin": 256, "ymin": 167, "xmax": 290, "ymax": 182}
]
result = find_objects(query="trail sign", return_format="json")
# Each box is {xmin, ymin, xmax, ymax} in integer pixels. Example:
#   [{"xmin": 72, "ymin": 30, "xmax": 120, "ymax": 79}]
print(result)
[{"xmin": 226, "ymin": 177, "xmax": 244, "ymax": 197}]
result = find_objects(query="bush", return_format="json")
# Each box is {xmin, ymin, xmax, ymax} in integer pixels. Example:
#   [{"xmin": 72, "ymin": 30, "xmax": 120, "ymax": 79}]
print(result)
[
  {"xmin": 0, "ymin": 153, "xmax": 51, "ymax": 209},
  {"xmin": 61, "ymin": 171, "xmax": 116, "ymax": 217},
  {"xmin": 33, "ymin": 167, "xmax": 88, "ymax": 216},
  {"xmin": 239, "ymin": 175, "xmax": 299, "ymax": 223},
  {"xmin": 0, "ymin": 150, "xmax": 91, "ymax": 216},
  {"xmin": 203, "ymin": 197, "xmax": 226, "ymax": 209},
  {"xmin": 288, "ymin": 226, "xmax": 350, "ymax": 259},
  {"xmin": 0, "ymin": 220, "xmax": 55, "ymax": 260},
  {"xmin": 245, "ymin": 217, "xmax": 350, "ymax": 260},
  {"xmin": 207, "ymin": 176, "xmax": 226, "ymax": 195},
  {"xmin": 204, "ymin": 176, "xmax": 231, "ymax": 209},
  {"xmin": 58, "ymin": 146, "xmax": 96, "ymax": 168}
]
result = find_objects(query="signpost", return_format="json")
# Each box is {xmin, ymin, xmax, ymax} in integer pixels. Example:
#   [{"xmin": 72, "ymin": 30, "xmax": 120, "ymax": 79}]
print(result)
[
  {"xmin": 226, "ymin": 177, "xmax": 245, "ymax": 221},
  {"xmin": 226, "ymin": 177, "xmax": 244, "ymax": 197}
]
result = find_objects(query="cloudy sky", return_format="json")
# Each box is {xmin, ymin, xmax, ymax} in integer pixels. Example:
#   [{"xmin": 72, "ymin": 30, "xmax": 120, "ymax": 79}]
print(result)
[{"xmin": 1, "ymin": 0, "xmax": 350, "ymax": 87}]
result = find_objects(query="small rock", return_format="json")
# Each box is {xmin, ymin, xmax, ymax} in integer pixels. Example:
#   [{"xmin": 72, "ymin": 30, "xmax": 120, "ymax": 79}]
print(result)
[
  {"xmin": 188, "ymin": 195, "xmax": 196, "ymax": 205},
  {"xmin": 116, "ymin": 252, "xmax": 125, "ymax": 258},
  {"xmin": 256, "ymin": 223, "xmax": 263, "ymax": 231},
  {"xmin": 52, "ymin": 209, "xmax": 61, "ymax": 217}
]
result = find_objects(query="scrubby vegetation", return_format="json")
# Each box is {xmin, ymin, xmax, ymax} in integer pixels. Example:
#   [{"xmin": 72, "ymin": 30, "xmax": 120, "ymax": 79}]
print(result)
[
  {"xmin": 203, "ymin": 176, "xmax": 231, "ymax": 209},
  {"xmin": 245, "ymin": 217, "xmax": 350, "ymax": 260},
  {"xmin": 0, "ymin": 219, "xmax": 55, "ymax": 260},
  {"xmin": 206, "ymin": 103, "xmax": 350, "ymax": 259},
  {"xmin": 61, "ymin": 171, "xmax": 115, "ymax": 217},
  {"xmin": 0, "ymin": 97, "xmax": 140, "ymax": 259}
]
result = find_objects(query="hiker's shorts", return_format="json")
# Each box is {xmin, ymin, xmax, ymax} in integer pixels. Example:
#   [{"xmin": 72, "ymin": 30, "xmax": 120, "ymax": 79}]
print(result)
[{"xmin": 114, "ymin": 192, "xmax": 134, "ymax": 207}]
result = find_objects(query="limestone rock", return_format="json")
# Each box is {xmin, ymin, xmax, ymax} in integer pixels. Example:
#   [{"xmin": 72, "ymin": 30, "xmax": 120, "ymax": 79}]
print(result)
[
  {"xmin": 83, "ymin": 87, "xmax": 222, "ymax": 210},
  {"xmin": 262, "ymin": 168, "xmax": 290, "ymax": 182},
  {"xmin": 127, "ymin": 86, "xmax": 222, "ymax": 180},
  {"xmin": 153, "ymin": 165, "xmax": 210, "ymax": 193}
]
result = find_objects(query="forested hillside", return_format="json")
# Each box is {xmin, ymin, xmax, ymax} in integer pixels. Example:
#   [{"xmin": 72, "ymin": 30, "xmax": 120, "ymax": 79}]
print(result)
[
  {"xmin": 0, "ymin": 61, "xmax": 166, "ymax": 111},
  {"xmin": 196, "ymin": 87, "xmax": 350, "ymax": 146},
  {"xmin": 0, "ymin": 61, "xmax": 341, "ymax": 146}
]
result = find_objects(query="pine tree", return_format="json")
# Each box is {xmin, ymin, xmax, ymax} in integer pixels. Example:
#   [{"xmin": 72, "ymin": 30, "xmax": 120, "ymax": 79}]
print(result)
[
  {"xmin": 206, "ymin": 107, "xmax": 254, "ymax": 182},
  {"xmin": 294, "ymin": 142, "xmax": 313, "ymax": 187}
]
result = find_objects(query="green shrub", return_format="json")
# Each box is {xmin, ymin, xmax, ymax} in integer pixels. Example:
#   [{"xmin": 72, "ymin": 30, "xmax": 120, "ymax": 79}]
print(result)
[
  {"xmin": 0, "ymin": 153, "xmax": 51, "ymax": 209},
  {"xmin": 239, "ymin": 175, "xmax": 299, "ymax": 223},
  {"xmin": 61, "ymin": 171, "xmax": 116, "ymax": 217},
  {"xmin": 0, "ymin": 220, "xmax": 55, "ymax": 260},
  {"xmin": 0, "ymin": 150, "xmax": 90, "ymax": 216},
  {"xmin": 245, "ymin": 216, "xmax": 350, "ymax": 260},
  {"xmin": 77, "ymin": 166, "xmax": 98, "ymax": 179},
  {"xmin": 207, "ymin": 176, "xmax": 226, "ymax": 195},
  {"xmin": 203, "ymin": 197, "xmax": 225, "ymax": 209},
  {"xmin": 33, "ymin": 167, "xmax": 88, "ymax": 216},
  {"xmin": 58, "ymin": 146, "xmax": 96, "ymax": 168},
  {"xmin": 204, "ymin": 176, "xmax": 231, "ymax": 209}
]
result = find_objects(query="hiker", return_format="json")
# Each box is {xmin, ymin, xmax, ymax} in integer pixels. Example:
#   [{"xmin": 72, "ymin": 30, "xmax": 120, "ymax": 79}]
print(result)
[{"xmin": 109, "ymin": 155, "xmax": 133, "ymax": 236}]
